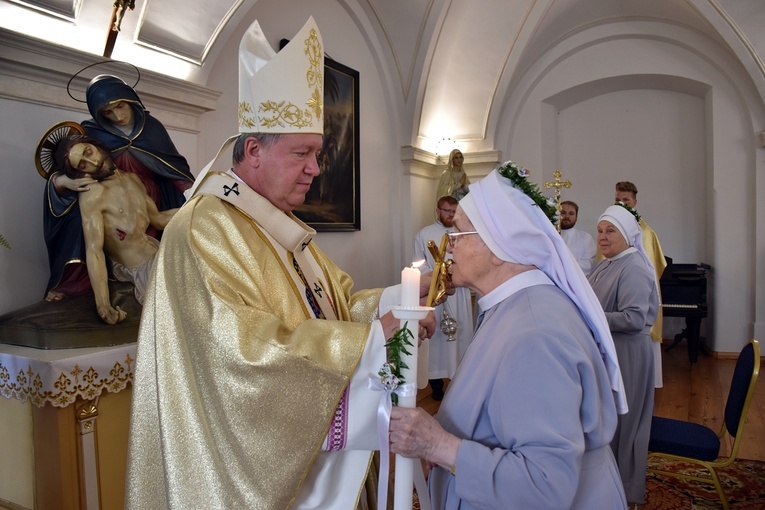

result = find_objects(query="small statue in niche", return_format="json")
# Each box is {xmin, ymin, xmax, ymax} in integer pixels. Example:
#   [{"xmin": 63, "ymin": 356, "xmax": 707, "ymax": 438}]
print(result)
[{"xmin": 436, "ymin": 149, "xmax": 470, "ymax": 204}]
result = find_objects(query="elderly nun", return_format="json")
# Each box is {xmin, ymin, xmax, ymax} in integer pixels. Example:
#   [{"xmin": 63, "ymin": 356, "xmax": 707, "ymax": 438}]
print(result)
[
  {"xmin": 389, "ymin": 163, "xmax": 628, "ymax": 510},
  {"xmin": 588, "ymin": 203, "xmax": 660, "ymax": 507}
]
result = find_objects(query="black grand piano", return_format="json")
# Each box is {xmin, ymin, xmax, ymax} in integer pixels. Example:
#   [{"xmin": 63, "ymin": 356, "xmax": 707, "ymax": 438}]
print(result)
[{"xmin": 660, "ymin": 257, "xmax": 710, "ymax": 364}]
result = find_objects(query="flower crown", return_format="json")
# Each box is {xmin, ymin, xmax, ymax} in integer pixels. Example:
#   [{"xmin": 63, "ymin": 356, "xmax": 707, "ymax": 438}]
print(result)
[
  {"xmin": 614, "ymin": 201, "xmax": 642, "ymax": 222},
  {"xmin": 497, "ymin": 161, "xmax": 559, "ymax": 225}
]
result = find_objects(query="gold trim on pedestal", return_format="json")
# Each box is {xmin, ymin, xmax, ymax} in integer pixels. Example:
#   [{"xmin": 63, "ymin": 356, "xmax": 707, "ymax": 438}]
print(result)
[{"xmin": 0, "ymin": 344, "xmax": 135, "ymax": 408}]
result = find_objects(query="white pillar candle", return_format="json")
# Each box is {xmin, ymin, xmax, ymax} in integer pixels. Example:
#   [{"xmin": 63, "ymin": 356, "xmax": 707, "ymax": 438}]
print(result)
[
  {"xmin": 401, "ymin": 265, "xmax": 420, "ymax": 308},
  {"xmin": 393, "ymin": 264, "xmax": 423, "ymax": 509},
  {"xmin": 393, "ymin": 309, "xmax": 418, "ymax": 510}
]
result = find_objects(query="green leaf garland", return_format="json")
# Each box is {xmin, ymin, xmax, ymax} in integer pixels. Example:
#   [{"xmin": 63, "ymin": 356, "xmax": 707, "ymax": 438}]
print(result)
[
  {"xmin": 497, "ymin": 161, "xmax": 559, "ymax": 225},
  {"xmin": 613, "ymin": 201, "xmax": 642, "ymax": 222},
  {"xmin": 379, "ymin": 321, "xmax": 415, "ymax": 405}
]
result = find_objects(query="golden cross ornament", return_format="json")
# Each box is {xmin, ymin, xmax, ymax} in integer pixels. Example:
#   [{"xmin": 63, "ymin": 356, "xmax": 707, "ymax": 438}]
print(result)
[
  {"xmin": 426, "ymin": 234, "xmax": 451, "ymax": 307},
  {"xmin": 544, "ymin": 170, "xmax": 571, "ymax": 232}
]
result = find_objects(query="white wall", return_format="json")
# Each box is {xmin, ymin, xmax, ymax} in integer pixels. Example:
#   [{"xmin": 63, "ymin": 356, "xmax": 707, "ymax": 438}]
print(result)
[
  {"xmin": 554, "ymin": 88, "xmax": 706, "ymax": 263},
  {"xmin": 493, "ymin": 21, "xmax": 765, "ymax": 352},
  {"xmin": 0, "ymin": 98, "xmax": 84, "ymax": 314}
]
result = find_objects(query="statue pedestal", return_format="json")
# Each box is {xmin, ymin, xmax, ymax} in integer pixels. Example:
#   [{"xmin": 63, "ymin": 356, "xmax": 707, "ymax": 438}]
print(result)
[
  {"xmin": 0, "ymin": 342, "xmax": 136, "ymax": 510},
  {"xmin": 0, "ymin": 281, "xmax": 141, "ymax": 350}
]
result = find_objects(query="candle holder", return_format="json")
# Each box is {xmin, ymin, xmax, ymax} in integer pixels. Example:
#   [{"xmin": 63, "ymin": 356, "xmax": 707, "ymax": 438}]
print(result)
[
  {"xmin": 390, "ymin": 305, "xmax": 433, "ymax": 321},
  {"xmin": 389, "ymin": 305, "xmax": 432, "ymax": 396}
]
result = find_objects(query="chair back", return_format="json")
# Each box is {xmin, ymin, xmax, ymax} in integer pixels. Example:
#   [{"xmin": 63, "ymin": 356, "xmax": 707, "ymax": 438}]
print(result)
[{"xmin": 724, "ymin": 339, "xmax": 760, "ymax": 438}]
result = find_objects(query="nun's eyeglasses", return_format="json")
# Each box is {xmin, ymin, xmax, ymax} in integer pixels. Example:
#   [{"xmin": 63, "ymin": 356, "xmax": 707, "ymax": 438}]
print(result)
[{"xmin": 446, "ymin": 231, "xmax": 479, "ymax": 247}]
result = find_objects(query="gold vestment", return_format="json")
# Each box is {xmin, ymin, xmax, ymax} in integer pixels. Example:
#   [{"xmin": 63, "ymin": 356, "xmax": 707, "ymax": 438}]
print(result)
[
  {"xmin": 125, "ymin": 191, "xmax": 384, "ymax": 509},
  {"xmin": 639, "ymin": 218, "xmax": 667, "ymax": 343}
]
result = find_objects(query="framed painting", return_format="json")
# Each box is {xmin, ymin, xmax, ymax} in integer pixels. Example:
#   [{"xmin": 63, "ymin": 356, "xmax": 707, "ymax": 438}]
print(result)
[{"xmin": 293, "ymin": 56, "xmax": 361, "ymax": 231}]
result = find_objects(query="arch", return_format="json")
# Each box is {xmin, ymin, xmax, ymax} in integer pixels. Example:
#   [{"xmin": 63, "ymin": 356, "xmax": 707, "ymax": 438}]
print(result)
[{"xmin": 493, "ymin": 20, "xmax": 765, "ymax": 352}]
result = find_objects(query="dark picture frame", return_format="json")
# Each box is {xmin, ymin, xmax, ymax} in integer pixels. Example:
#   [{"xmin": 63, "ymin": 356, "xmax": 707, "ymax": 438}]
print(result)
[{"xmin": 293, "ymin": 56, "xmax": 361, "ymax": 231}]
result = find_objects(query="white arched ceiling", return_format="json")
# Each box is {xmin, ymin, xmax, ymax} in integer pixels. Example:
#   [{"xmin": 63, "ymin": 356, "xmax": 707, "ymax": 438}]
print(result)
[
  {"xmin": 3, "ymin": 0, "xmax": 765, "ymax": 147},
  {"xmin": 414, "ymin": 0, "xmax": 546, "ymax": 153},
  {"xmin": 362, "ymin": 0, "xmax": 433, "ymax": 102},
  {"xmin": 493, "ymin": 19, "xmax": 764, "ymax": 352}
]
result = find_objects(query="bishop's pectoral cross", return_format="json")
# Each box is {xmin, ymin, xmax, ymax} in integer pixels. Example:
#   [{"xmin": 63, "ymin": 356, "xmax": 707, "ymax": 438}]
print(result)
[
  {"xmin": 544, "ymin": 170, "xmax": 572, "ymax": 232},
  {"xmin": 103, "ymin": 0, "xmax": 135, "ymax": 58}
]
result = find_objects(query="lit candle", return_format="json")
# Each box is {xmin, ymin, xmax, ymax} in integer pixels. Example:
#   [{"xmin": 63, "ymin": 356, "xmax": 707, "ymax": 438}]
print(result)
[{"xmin": 401, "ymin": 264, "xmax": 420, "ymax": 308}]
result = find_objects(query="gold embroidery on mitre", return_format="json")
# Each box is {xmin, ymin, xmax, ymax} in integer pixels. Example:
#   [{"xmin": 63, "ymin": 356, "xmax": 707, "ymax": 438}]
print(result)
[
  {"xmin": 259, "ymin": 101, "xmax": 313, "ymax": 128},
  {"xmin": 238, "ymin": 102, "xmax": 256, "ymax": 129},
  {"xmin": 307, "ymin": 88, "xmax": 323, "ymax": 121},
  {"xmin": 250, "ymin": 26, "xmax": 324, "ymax": 130},
  {"xmin": 304, "ymin": 28, "xmax": 323, "ymax": 119}
]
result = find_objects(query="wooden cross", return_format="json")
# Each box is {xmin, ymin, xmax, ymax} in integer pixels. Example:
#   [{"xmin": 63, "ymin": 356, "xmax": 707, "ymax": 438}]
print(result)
[
  {"xmin": 103, "ymin": 0, "xmax": 135, "ymax": 58},
  {"xmin": 544, "ymin": 170, "xmax": 571, "ymax": 232}
]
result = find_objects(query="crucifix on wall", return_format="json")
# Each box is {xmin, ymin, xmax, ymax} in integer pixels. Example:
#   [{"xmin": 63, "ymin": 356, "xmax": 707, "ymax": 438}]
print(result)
[{"xmin": 103, "ymin": 0, "xmax": 135, "ymax": 58}]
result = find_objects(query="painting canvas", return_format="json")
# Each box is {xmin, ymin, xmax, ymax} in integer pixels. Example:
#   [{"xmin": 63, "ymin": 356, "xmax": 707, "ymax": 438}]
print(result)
[{"xmin": 293, "ymin": 57, "xmax": 360, "ymax": 231}]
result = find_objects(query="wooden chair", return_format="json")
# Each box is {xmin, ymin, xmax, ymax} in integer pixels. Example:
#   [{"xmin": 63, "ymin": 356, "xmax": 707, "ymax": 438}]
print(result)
[{"xmin": 647, "ymin": 338, "xmax": 760, "ymax": 510}]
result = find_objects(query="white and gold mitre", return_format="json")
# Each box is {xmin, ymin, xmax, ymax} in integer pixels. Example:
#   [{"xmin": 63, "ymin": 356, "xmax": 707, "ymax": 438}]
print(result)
[{"xmin": 238, "ymin": 16, "xmax": 324, "ymax": 134}]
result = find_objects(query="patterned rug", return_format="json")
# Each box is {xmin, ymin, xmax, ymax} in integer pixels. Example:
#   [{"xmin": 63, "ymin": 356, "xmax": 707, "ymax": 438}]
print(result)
[
  {"xmin": 412, "ymin": 458, "xmax": 765, "ymax": 509},
  {"xmin": 643, "ymin": 457, "xmax": 765, "ymax": 509}
]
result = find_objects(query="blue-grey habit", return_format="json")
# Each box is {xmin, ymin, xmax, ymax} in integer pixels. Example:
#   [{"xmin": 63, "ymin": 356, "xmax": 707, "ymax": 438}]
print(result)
[
  {"xmin": 430, "ymin": 270, "xmax": 626, "ymax": 509},
  {"xmin": 588, "ymin": 250, "xmax": 659, "ymax": 504}
]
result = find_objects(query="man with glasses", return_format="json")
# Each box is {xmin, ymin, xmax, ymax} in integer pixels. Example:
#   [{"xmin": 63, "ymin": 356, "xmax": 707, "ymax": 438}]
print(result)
[{"xmin": 414, "ymin": 195, "xmax": 474, "ymax": 400}]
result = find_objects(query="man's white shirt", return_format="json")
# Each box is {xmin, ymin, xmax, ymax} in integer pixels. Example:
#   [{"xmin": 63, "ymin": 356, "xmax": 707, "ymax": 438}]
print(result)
[{"xmin": 561, "ymin": 227, "xmax": 596, "ymax": 275}]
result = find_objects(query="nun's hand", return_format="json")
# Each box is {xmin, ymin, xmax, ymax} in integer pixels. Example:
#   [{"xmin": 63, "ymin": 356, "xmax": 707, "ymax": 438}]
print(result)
[{"xmin": 389, "ymin": 406, "xmax": 461, "ymax": 473}]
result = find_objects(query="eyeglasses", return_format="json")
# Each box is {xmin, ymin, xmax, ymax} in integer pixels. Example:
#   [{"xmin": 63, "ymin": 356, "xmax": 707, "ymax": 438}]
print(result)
[
  {"xmin": 438, "ymin": 207, "xmax": 457, "ymax": 215},
  {"xmin": 446, "ymin": 231, "xmax": 479, "ymax": 247}
]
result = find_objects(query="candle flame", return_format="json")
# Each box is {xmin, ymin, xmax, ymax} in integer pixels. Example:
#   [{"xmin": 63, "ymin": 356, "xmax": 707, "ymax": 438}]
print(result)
[{"xmin": 412, "ymin": 259, "xmax": 426, "ymax": 269}]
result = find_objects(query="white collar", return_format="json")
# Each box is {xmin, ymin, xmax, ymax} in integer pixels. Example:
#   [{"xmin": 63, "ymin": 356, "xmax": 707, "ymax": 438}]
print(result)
[
  {"xmin": 477, "ymin": 269, "xmax": 553, "ymax": 312},
  {"xmin": 194, "ymin": 170, "xmax": 315, "ymax": 253},
  {"xmin": 606, "ymin": 246, "xmax": 637, "ymax": 261}
]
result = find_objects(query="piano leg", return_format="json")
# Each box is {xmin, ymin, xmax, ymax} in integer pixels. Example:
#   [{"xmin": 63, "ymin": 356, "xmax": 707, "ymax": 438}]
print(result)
[
  {"xmin": 666, "ymin": 332, "xmax": 683, "ymax": 351},
  {"xmin": 685, "ymin": 317, "xmax": 702, "ymax": 364},
  {"xmin": 663, "ymin": 317, "xmax": 706, "ymax": 365}
]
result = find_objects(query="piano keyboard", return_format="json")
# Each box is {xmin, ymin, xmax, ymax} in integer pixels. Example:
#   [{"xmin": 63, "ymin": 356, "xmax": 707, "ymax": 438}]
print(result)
[{"xmin": 663, "ymin": 304, "xmax": 699, "ymax": 309}]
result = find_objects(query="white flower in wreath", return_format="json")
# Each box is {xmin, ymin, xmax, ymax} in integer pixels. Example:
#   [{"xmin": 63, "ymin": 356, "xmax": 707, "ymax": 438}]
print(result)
[{"xmin": 378, "ymin": 363, "xmax": 400, "ymax": 392}]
